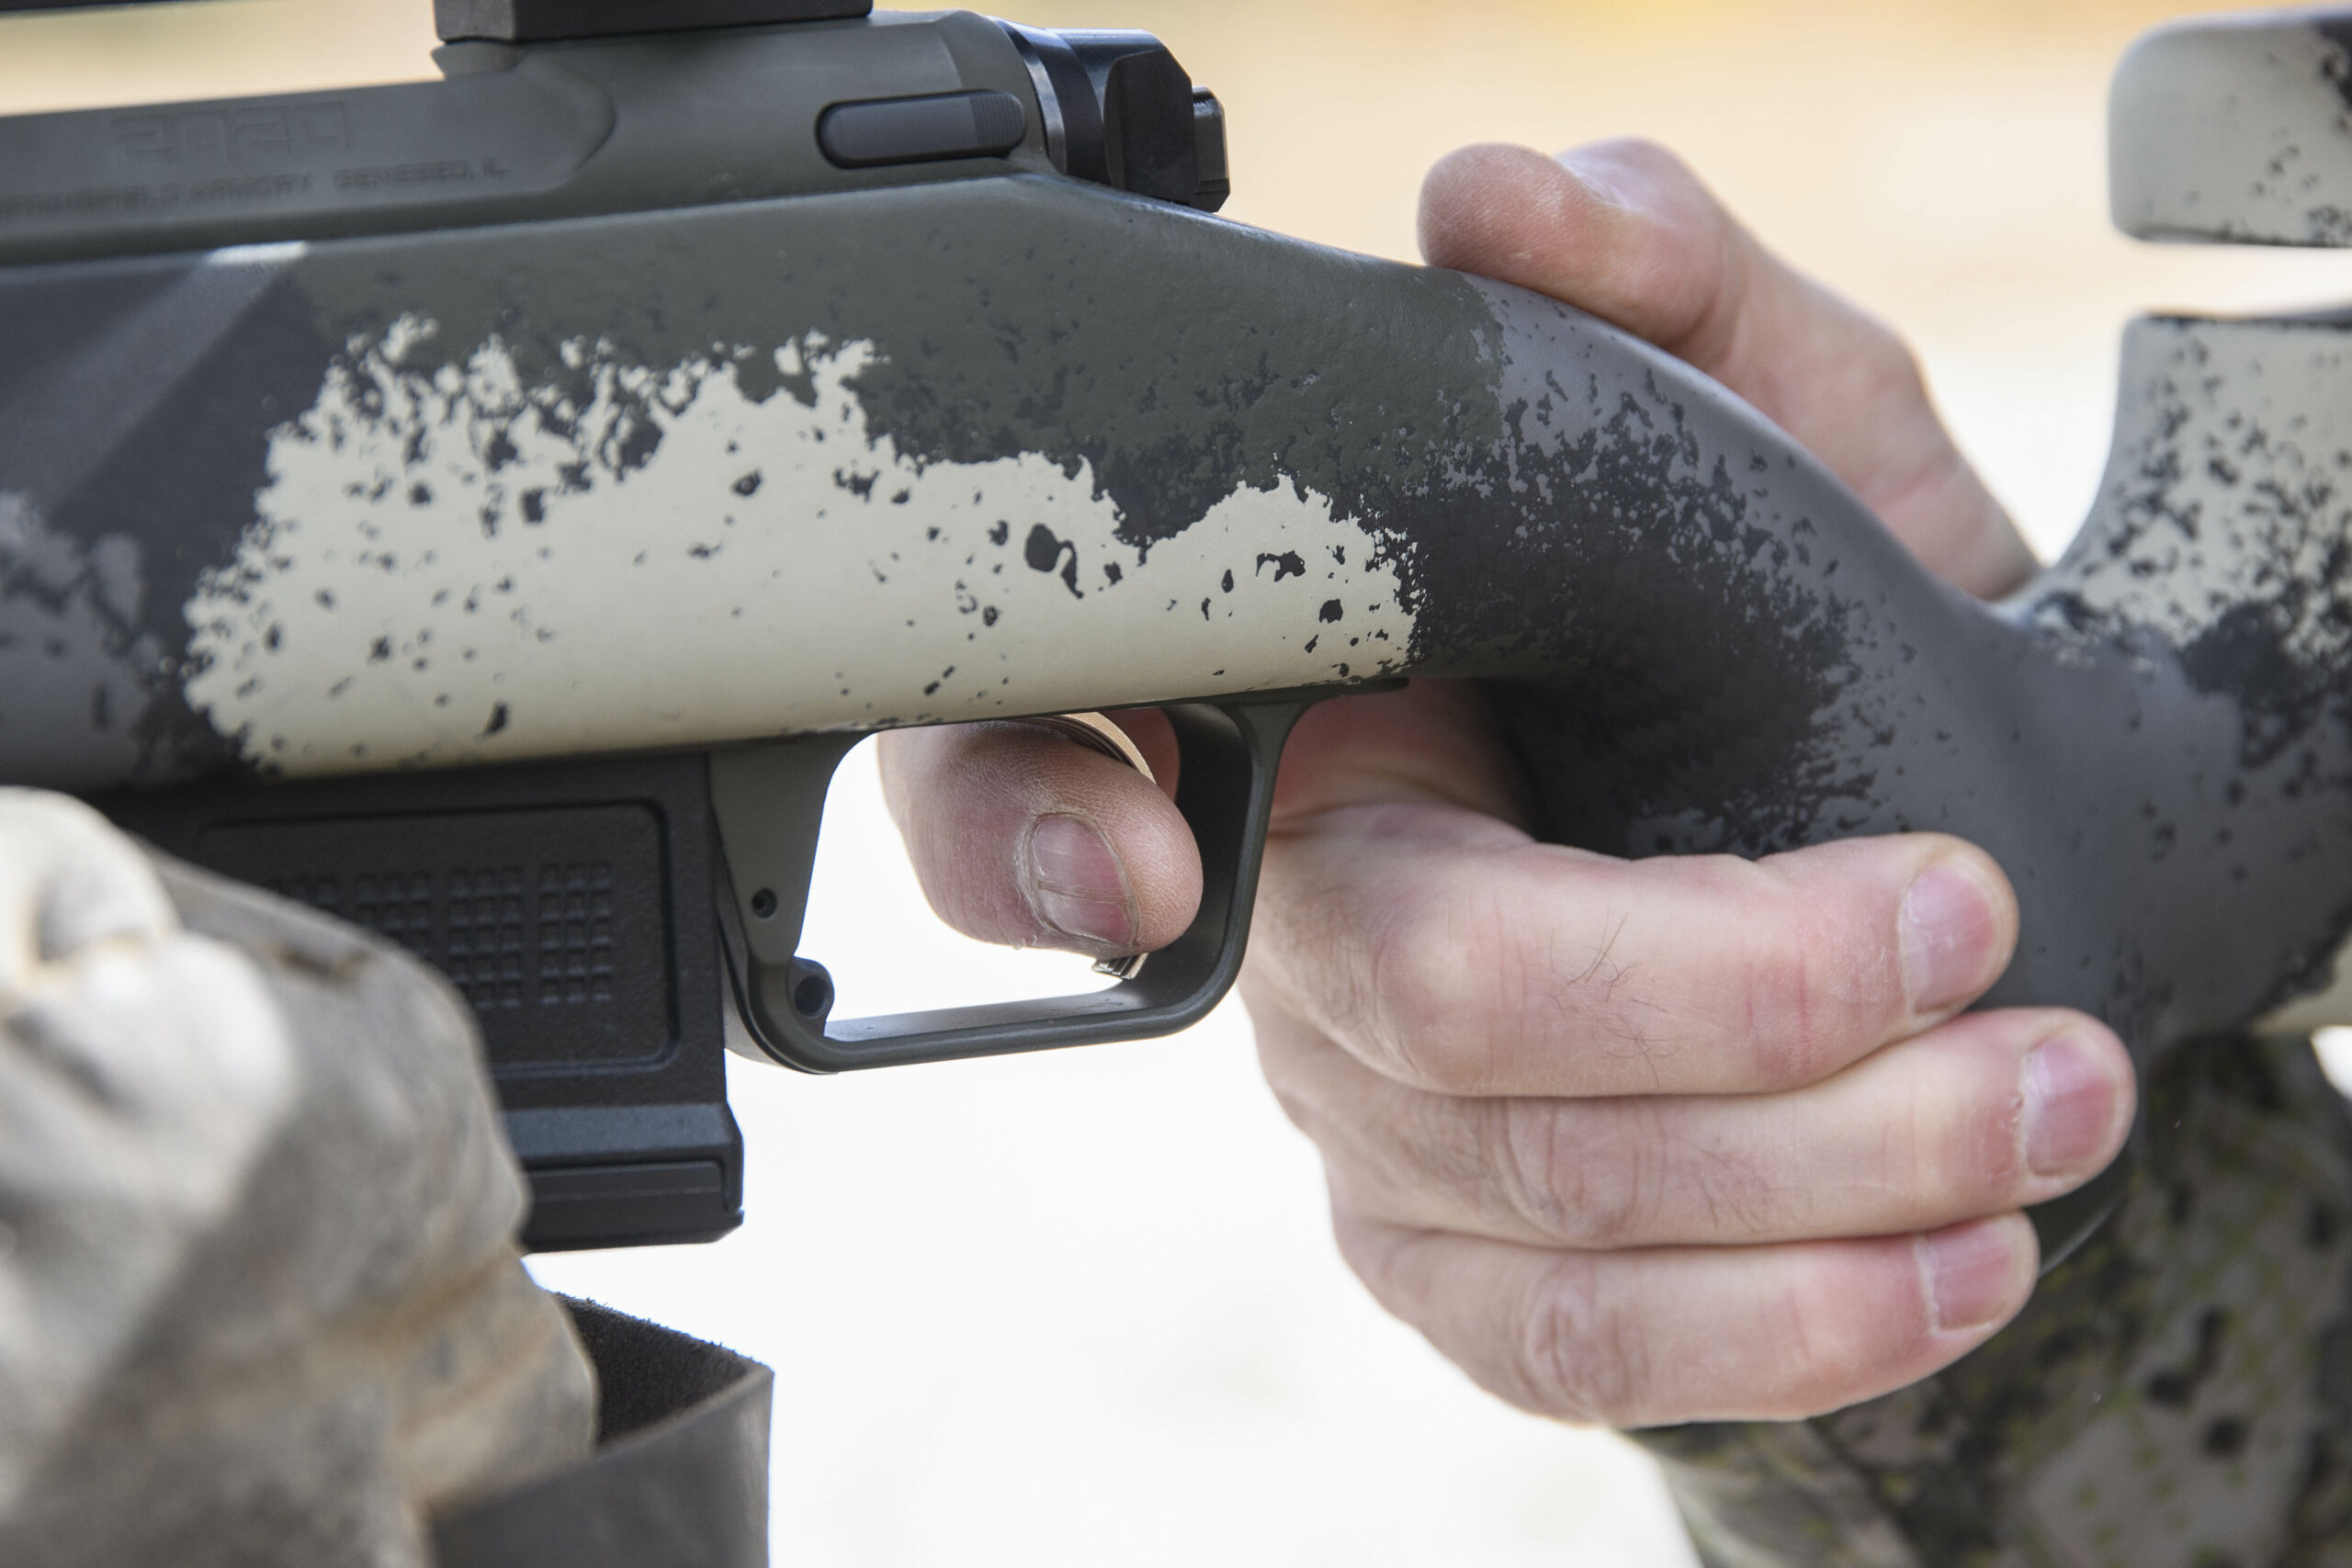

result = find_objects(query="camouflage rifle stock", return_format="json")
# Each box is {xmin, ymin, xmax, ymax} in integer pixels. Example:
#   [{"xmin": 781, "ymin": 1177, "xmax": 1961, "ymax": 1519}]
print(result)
[{"xmin": 4, "ymin": 0, "xmax": 2350, "ymax": 1278}]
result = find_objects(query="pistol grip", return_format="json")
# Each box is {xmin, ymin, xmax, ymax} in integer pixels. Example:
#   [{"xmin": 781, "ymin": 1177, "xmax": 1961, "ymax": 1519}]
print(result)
[{"xmin": 712, "ymin": 690, "xmax": 1339, "ymax": 1073}]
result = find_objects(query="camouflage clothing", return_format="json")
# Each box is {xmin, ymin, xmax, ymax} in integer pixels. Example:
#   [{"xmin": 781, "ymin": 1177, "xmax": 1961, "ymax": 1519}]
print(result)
[{"xmin": 1637, "ymin": 1033, "xmax": 2352, "ymax": 1568}]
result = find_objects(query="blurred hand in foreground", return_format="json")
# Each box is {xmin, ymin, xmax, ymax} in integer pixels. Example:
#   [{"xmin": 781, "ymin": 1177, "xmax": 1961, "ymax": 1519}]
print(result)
[{"xmin": 878, "ymin": 139, "xmax": 2134, "ymax": 1427}]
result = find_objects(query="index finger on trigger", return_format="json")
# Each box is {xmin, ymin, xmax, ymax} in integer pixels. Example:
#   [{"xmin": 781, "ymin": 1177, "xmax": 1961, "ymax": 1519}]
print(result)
[
  {"xmin": 876, "ymin": 716, "xmax": 1202, "ymax": 960},
  {"xmin": 1244, "ymin": 813, "xmax": 2017, "ymax": 1099}
]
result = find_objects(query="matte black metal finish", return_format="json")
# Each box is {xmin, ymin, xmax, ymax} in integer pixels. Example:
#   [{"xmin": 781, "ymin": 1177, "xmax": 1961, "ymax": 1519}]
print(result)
[
  {"xmin": 0, "ymin": 11, "xmax": 1222, "ymax": 268},
  {"xmin": 998, "ymin": 21, "xmax": 1222, "ymax": 208},
  {"xmin": 98, "ymin": 757, "xmax": 744, "ymax": 1253},
  {"xmin": 438, "ymin": 0, "xmax": 870, "ymax": 42},
  {"xmin": 817, "ymin": 88, "xmax": 1027, "ymax": 168},
  {"xmin": 0, "ymin": 11, "xmax": 1046, "ymax": 266},
  {"xmin": 714, "ymin": 694, "xmax": 1326, "ymax": 1073},
  {"xmin": 1191, "ymin": 89, "xmax": 1229, "ymax": 212}
]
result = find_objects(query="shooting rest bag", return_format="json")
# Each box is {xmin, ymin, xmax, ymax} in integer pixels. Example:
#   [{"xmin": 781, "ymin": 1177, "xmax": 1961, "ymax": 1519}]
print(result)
[
  {"xmin": 0, "ymin": 793, "xmax": 775, "ymax": 1567},
  {"xmin": 434, "ymin": 1300, "xmax": 772, "ymax": 1568}
]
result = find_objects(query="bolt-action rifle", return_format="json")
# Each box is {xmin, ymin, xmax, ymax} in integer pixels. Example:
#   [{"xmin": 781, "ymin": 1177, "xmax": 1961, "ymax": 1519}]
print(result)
[{"xmin": 5, "ymin": 0, "xmax": 2351, "ymax": 1281}]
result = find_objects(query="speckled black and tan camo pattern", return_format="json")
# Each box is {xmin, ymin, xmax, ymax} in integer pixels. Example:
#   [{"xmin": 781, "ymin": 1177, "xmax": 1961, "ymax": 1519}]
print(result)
[
  {"xmin": 2112, "ymin": 10, "xmax": 2352, "ymax": 247},
  {"xmin": 1633, "ymin": 12, "xmax": 2352, "ymax": 1557},
  {"xmin": 10, "ymin": 9, "xmax": 2352, "ymax": 1562},
  {"xmin": 1642, "ymin": 1033, "xmax": 2352, "ymax": 1568}
]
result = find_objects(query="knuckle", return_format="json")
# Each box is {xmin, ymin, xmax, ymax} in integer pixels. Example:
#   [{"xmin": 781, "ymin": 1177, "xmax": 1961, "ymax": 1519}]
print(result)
[
  {"xmin": 1876, "ymin": 1017, "xmax": 2072, "ymax": 1219},
  {"xmin": 1851, "ymin": 319, "xmax": 1929, "ymax": 401},
  {"xmin": 1350, "ymin": 880, "xmax": 1496, "ymax": 1091},
  {"xmin": 1509, "ymin": 1255, "xmax": 1642, "ymax": 1425},
  {"xmin": 1770, "ymin": 1253, "xmax": 1933, "ymax": 1416},
  {"xmin": 1339, "ymin": 1089, "xmax": 1472, "ymax": 1217},
  {"xmin": 1723, "ymin": 863, "xmax": 1895, "ymax": 1089},
  {"xmin": 1397, "ymin": 1089, "xmax": 1490, "ymax": 1197},
  {"xmin": 1732, "ymin": 936, "xmax": 1831, "ymax": 1089},
  {"xmin": 1731, "ymin": 934, "xmax": 1844, "ymax": 1091},
  {"xmin": 1482, "ymin": 1099, "xmax": 1652, "ymax": 1249},
  {"xmin": 1919, "ymin": 1053, "xmax": 2028, "ymax": 1205}
]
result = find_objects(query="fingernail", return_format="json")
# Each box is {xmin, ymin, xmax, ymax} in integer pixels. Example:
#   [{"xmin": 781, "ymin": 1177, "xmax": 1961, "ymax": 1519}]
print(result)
[
  {"xmin": 1023, "ymin": 813, "xmax": 1136, "ymax": 949},
  {"xmin": 1899, "ymin": 861, "xmax": 2001, "ymax": 1014},
  {"xmin": 2024, "ymin": 1030, "xmax": 2119, "ymax": 1176},
  {"xmin": 1917, "ymin": 1218, "xmax": 2022, "ymax": 1334}
]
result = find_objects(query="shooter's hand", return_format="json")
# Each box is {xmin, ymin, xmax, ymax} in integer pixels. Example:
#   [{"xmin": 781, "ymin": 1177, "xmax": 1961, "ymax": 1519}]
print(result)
[{"xmin": 877, "ymin": 141, "xmax": 2134, "ymax": 1425}]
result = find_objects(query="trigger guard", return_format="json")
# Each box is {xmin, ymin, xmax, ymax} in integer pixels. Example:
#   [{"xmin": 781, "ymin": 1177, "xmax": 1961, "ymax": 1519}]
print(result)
[{"xmin": 709, "ymin": 686, "xmax": 1389, "ymax": 1074}]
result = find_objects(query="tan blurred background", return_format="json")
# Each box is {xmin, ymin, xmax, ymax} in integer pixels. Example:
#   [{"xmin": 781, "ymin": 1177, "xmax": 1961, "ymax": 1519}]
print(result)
[{"xmin": 6, "ymin": 1, "xmax": 2347, "ymax": 1563}]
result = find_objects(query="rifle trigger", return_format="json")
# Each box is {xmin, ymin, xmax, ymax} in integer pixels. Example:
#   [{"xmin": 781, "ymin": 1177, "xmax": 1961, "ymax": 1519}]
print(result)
[{"xmin": 716, "ymin": 688, "xmax": 1385, "ymax": 1074}]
